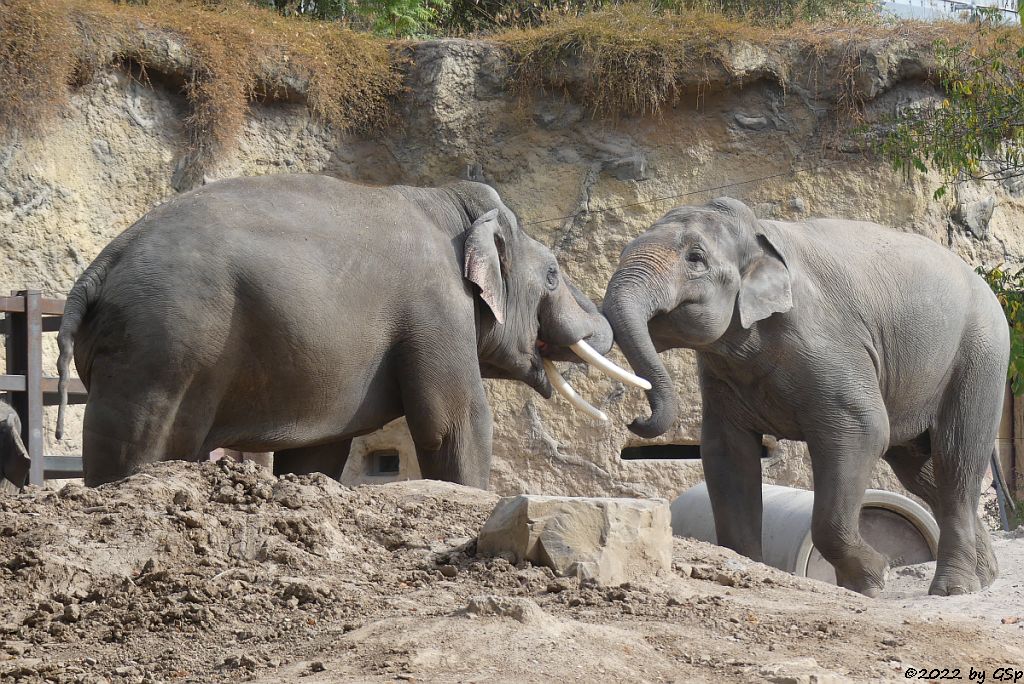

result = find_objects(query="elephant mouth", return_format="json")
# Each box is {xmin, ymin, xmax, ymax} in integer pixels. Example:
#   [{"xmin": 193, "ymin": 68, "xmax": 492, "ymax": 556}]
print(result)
[
  {"xmin": 532, "ymin": 338, "xmax": 651, "ymax": 423},
  {"xmin": 527, "ymin": 349, "xmax": 554, "ymax": 400}
]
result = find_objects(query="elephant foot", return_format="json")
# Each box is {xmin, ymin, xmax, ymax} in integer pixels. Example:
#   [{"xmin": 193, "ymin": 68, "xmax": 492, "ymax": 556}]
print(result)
[
  {"xmin": 836, "ymin": 562, "xmax": 888, "ymax": 598},
  {"xmin": 975, "ymin": 522, "xmax": 999, "ymax": 589},
  {"xmin": 928, "ymin": 570, "xmax": 982, "ymax": 596}
]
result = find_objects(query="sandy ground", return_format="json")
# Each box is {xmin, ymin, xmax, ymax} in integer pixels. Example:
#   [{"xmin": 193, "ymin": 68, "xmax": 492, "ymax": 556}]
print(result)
[{"xmin": 1, "ymin": 460, "xmax": 1022, "ymax": 684}]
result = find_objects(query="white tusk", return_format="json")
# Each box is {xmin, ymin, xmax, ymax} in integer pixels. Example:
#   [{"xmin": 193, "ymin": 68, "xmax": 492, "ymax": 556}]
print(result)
[
  {"xmin": 569, "ymin": 340, "xmax": 653, "ymax": 391},
  {"xmin": 543, "ymin": 358, "xmax": 608, "ymax": 423}
]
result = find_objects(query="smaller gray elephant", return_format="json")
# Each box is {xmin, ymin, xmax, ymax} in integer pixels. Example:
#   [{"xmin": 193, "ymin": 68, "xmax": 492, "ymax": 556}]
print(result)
[
  {"xmin": 0, "ymin": 401, "xmax": 30, "ymax": 492},
  {"xmin": 603, "ymin": 197, "xmax": 1010, "ymax": 597}
]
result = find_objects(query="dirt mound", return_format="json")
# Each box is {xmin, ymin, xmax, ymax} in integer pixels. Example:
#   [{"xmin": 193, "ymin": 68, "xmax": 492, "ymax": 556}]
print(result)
[{"xmin": 1, "ymin": 461, "xmax": 1022, "ymax": 683}]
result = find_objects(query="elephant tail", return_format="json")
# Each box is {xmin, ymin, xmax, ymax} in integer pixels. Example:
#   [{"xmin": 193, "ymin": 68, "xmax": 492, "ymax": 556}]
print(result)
[
  {"xmin": 56, "ymin": 271, "xmax": 99, "ymax": 440},
  {"xmin": 56, "ymin": 222, "xmax": 143, "ymax": 440},
  {"xmin": 990, "ymin": 446, "xmax": 1017, "ymax": 531}
]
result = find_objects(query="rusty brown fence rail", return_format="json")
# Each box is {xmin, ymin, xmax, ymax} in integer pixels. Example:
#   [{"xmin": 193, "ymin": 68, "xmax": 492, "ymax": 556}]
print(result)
[{"xmin": 1, "ymin": 290, "xmax": 88, "ymax": 485}]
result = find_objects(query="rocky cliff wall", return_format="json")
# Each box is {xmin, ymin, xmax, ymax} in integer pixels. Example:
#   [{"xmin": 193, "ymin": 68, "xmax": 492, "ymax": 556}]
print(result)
[{"xmin": 2, "ymin": 38, "xmax": 1020, "ymax": 498}]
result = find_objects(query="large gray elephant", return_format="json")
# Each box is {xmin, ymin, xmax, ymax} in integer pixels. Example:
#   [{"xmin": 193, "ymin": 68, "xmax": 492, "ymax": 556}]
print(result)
[
  {"xmin": 603, "ymin": 197, "xmax": 1010, "ymax": 597},
  {"xmin": 55, "ymin": 174, "xmax": 644, "ymax": 488},
  {"xmin": 0, "ymin": 401, "xmax": 30, "ymax": 492}
]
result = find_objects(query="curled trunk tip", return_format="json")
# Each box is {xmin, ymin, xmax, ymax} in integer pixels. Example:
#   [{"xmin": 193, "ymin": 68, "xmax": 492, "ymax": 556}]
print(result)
[{"xmin": 603, "ymin": 280, "xmax": 679, "ymax": 439}]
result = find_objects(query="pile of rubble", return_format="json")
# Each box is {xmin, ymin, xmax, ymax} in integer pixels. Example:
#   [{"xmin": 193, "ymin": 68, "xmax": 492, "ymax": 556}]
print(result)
[{"xmin": 0, "ymin": 460, "xmax": 1020, "ymax": 683}]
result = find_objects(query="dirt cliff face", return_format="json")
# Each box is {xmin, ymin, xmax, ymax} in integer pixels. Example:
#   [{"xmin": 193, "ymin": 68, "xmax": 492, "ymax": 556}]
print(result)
[{"xmin": 2, "ymin": 38, "xmax": 1021, "ymax": 497}]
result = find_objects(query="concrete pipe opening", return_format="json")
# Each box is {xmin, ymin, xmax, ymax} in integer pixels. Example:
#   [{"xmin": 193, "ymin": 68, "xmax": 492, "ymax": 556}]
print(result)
[{"xmin": 670, "ymin": 483, "xmax": 939, "ymax": 583}]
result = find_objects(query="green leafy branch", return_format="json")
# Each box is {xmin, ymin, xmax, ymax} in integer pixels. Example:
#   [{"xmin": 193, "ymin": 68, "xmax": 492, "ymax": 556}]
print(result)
[
  {"xmin": 977, "ymin": 264, "xmax": 1024, "ymax": 395},
  {"xmin": 877, "ymin": 16, "xmax": 1024, "ymax": 200}
]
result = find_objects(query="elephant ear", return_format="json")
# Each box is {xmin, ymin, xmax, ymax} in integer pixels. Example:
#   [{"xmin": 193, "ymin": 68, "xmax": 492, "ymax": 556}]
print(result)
[
  {"xmin": 738, "ymin": 230, "xmax": 792, "ymax": 329},
  {"xmin": 464, "ymin": 209, "xmax": 506, "ymax": 324}
]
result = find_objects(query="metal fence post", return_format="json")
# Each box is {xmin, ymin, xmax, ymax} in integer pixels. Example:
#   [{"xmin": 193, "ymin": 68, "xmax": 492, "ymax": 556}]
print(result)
[{"xmin": 6, "ymin": 290, "xmax": 44, "ymax": 486}]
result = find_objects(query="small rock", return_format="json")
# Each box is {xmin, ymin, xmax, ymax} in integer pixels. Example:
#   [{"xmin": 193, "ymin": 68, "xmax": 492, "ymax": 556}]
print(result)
[
  {"xmin": 690, "ymin": 565, "xmax": 717, "ymax": 581},
  {"xmin": 91, "ymin": 139, "xmax": 111, "ymax": 157},
  {"xmin": 37, "ymin": 601, "xmax": 60, "ymax": 614},
  {"xmin": 461, "ymin": 596, "xmax": 548, "ymax": 625},
  {"xmin": 715, "ymin": 573, "xmax": 736, "ymax": 587},
  {"xmin": 734, "ymin": 113, "xmax": 770, "ymax": 130},
  {"xmin": 172, "ymin": 490, "xmax": 193, "ymax": 509},
  {"xmin": 63, "ymin": 605, "xmax": 81, "ymax": 623},
  {"xmin": 953, "ymin": 195, "xmax": 996, "ymax": 239},
  {"xmin": 175, "ymin": 511, "xmax": 205, "ymax": 529},
  {"xmin": 438, "ymin": 564, "xmax": 458, "ymax": 578},
  {"xmin": 310, "ymin": 661, "xmax": 326, "ymax": 672}
]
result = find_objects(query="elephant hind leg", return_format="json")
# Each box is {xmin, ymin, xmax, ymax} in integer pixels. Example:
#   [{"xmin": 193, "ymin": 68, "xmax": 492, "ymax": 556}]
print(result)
[
  {"xmin": 273, "ymin": 440, "xmax": 352, "ymax": 481},
  {"xmin": 884, "ymin": 439, "xmax": 997, "ymax": 591},
  {"xmin": 926, "ymin": 356, "xmax": 1004, "ymax": 596},
  {"xmin": 82, "ymin": 382, "xmax": 213, "ymax": 487}
]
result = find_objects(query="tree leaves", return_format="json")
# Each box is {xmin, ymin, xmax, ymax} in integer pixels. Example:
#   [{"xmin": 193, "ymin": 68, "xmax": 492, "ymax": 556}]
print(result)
[
  {"xmin": 877, "ymin": 21, "xmax": 1024, "ymax": 195},
  {"xmin": 978, "ymin": 265, "xmax": 1024, "ymax": 395}
]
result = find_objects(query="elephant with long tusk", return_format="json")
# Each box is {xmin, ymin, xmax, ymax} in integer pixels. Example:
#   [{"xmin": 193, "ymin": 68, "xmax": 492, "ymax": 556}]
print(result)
[
  {"xmin": 55, "ymin": 174, "xmax": 637, "ymax": 489},
  {"xmin": 543, "ymin": 340, "xmax": 651, "ymax": 422}
]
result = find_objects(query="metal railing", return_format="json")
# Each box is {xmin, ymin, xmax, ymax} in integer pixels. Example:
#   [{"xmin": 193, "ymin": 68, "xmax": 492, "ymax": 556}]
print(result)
[{"xmin": 1, "ymin": 291, "xmax": 88, "ymax": 485}]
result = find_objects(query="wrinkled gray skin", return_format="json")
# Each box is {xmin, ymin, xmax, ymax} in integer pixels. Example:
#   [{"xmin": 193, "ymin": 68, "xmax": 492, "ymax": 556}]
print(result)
[
  {"xmin": 0, "ymin": 401, "xmax": 30, "ymax": 492},
  {"xmin": 604, "ymin": 197, "xmax": 1009, "ymax": 597},
  {"xmin": 56, "ymin": 175, "xmax": 612, "ymax": 489}
]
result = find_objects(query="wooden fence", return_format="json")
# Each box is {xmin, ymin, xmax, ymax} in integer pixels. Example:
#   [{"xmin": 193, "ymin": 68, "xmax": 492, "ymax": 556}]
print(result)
[{"xmin": 1, "ymin": 291, "xmax": 88, "ymax": 485}]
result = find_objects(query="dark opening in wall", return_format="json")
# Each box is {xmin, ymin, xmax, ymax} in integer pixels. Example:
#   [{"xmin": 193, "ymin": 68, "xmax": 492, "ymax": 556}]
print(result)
[
  {"xmin": 621, "ymin": 443, "xmax": 775, "ymax": 460},
  {"xmin": 620, "ymin": 444, "xmax": 702, "ymax": 460},
  {"xmin": 367, "ymin": 449, "xmax": 401, "ymax": 475}
]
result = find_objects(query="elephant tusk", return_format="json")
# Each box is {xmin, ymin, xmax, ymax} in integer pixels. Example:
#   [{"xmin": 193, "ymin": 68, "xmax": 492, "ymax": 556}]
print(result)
[
  {"xmin": 542, "ymin": 358, "xmax": 608, "ymax": 423},
  {"xmin": 569, "ymin": 340, "xmax": 653, "ymax": 391}
]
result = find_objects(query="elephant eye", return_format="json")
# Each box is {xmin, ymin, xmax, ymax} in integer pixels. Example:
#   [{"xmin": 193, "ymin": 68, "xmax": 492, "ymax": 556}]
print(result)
[
  {"xmin": 686, "ymin": 250, "xmax": 707, "ymax": 268},
  {"xmin": 545, "ymin": 265, "xmax": 559, "ymax": 290}
]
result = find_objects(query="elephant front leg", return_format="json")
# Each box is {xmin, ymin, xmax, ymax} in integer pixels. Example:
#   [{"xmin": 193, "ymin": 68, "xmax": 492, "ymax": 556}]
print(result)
[
  {"xmin": 806, "ymin": 411, "xmax": 891, "ymax": 597},
  {"xmin": 405, "ymin": 382, "xmax": 494, "ymax": 490},
  {"xmin": 701, "ymin": 407, "xmax": 766, "ymax": 562}
]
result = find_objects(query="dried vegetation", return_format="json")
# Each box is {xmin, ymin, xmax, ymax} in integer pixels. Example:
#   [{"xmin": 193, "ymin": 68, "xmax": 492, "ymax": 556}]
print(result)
[
  {"xmin": 0, "ymin": 0, "xmax": 995, "ymax": 180},
  {"xmin": 0, "ymin": 0, "xmax": 402, "ymax": 184},
  {"xmin": 496, "ymin": 4, "xmax": 977, "ymax": 119}
]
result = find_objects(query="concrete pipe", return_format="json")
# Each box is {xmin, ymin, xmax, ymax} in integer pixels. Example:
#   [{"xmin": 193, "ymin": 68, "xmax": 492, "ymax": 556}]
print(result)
[{"xmin": 670, "ymin": 483, "xmax": 939, "ymax": 584}]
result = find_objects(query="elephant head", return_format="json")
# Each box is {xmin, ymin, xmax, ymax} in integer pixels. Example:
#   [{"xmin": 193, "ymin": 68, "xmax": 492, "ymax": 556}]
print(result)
[
  {"xmin": 602, "ymin": 197, "xmax": 792, "ymax": 437},
  {"xmin": 453, "ymin": 182, "xmax": 650, "ymax": 420},
  {"xmin": 0, "ymin": 402, "xmax": 30, "ymax": 491}
]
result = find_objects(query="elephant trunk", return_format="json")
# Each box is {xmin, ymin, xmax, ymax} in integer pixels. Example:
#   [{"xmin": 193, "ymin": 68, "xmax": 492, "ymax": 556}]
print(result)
[
  {"xmin": 566, "ymin": 279, "xmax": 614, "ymax": 356},
  {"xmin": 603, "ymin": 269, "xmax": 679, "ymax": 439}
]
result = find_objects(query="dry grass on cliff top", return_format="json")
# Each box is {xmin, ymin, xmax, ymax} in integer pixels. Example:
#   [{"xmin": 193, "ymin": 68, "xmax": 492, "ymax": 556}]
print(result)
[
  {"xmin": 0, "ymin": 0, "xmax": 401, "ymax": 183},
  {"xmin": 0, "ymin": 0, "xmax": 985, "ymax": 175},
  {"xmin": 497, "ymin": 4, "xmax": 977, "ymax": 118}
]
